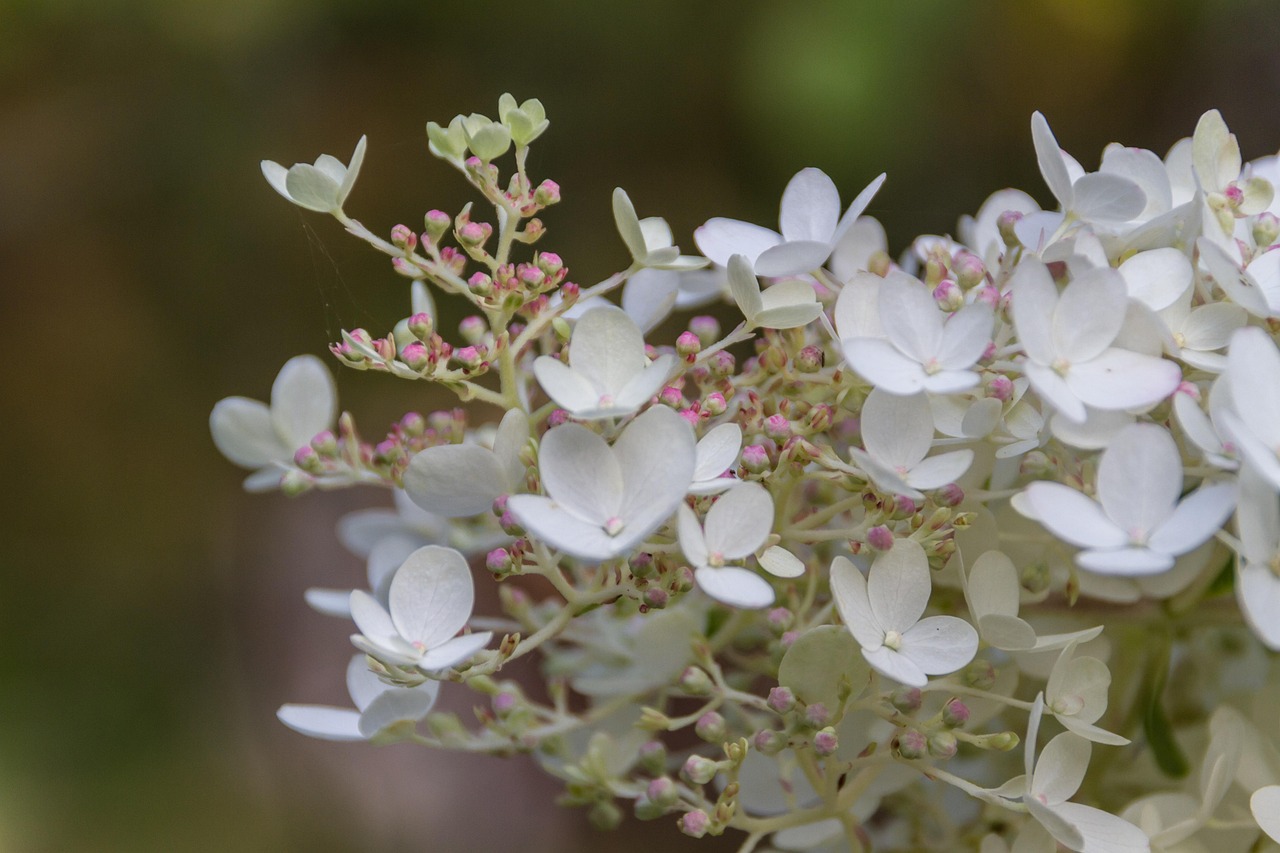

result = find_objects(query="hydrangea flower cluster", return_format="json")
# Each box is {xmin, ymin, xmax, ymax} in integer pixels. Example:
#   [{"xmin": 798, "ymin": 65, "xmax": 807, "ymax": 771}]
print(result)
[{"xmin": 214, "ymin": 97, "xmax": 1280, "ymax": 852}]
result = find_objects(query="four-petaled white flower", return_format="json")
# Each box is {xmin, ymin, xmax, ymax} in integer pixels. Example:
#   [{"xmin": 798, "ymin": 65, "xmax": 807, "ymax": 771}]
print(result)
[
  {"xmin": 1010, "ymin": 258, "xmax": 1181, "ymax": 423},
  {"xmin": 839, "ymin": 388, "xmax": 974, "ymax": 501},
  {"xmin": 677, "ymin": 482, "xmax": 800, "ymax": 609},
  {"xmin": 695, "ymin": 167, "xmax": 886, "ymax": 277},
  {"xmin": 841, "ymin": 272, "xmax": 994, "ymax": 395},
  {"xmin": 613, "ymin": 188, "xmax": 709, "ymax": 271},
  {"xmin": 830, "ymin": 539, "xmax": 979, "ymax": 687},
  {"xmin": 350, "ymin": 545, "xmax": 493, "ymax": 671},
  {"xmin": 990, "ymin": 693, "xmax": 1149, "ymax": 853},
  {"xmin": 533, "ymin": 306, "xmax": 674, "ymax": 420},
  {"xmin": 506, "ymin": 406, "xmax": 695, "ymax": 562},
  {"xmin": 726, "ymin": 254, "xmax": 823, "ymax": 330},
  {"xmin": 210, "ymin": 354, "xmax": 337, "ymax": 491},
  {"xmin": 403, "ymin": 409, "xmax": 529, "ymax": 517},
  {"xmin": 278, "ymin": 654, "xmax": 440, "ymax": 742},
  {"xmin": 1021, "ymin": 423, "xmax": 1236, "ymax": 575},
  {"xmin": 262, "ymin": 136, "xmax": 367, "ymax": 214}
]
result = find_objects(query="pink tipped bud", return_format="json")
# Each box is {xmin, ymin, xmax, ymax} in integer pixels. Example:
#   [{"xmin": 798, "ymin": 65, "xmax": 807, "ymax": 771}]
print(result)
[
  {"xmin": 534, "ymin": 179, "xmax": 561, "ymax": 206},
  {"xmin": 963, "ymin": 659, "xmax": 997, "ymax": 690},
  {"xmin": 985, "ymin": 374, "xmax": 1013, "ymax": 402},
  {"xmin": 702, "ymin": 392, "xmax": 727, "ymax": 416},
  {"xmin": 997, "ymin": 210, "xmax": 1024, "ymax": 247},
  {"xmin": 643, "ymin": 587, "xmax": 669, "ymax": 609},
  {"xmin": 766, "ymin": 607, "xmax": 793, "ymax": 632},
  {"xmin": 401, "ymin": 342, "xmax": 430, "ymax": 370},
  {"xmin": 764, "ymin": 414, "xmax": 791, "ymax": 442},
  {"xmin": 660, "ymin": 386, "xmax": 686, "ymax": 408},
  {"xmin": 938, "ymin": 483, "xmax": 965, "ymax": 507},
  {"xmin": 974, "ymin": 283, "xmax": 1000, "ymax": 308},
  {"xmin": 741, "ymin": 444, "xmax": 771, "ymax": 474},
  {"xmin": 518, "ymin": 264, "xmax": 545, "ymax": 287},
  {"xmin": 892, "ymin": 496, "xmax": 918, "ymax": 518},
  {"xmin": 795, "ymin": 345, "xmax": 824, "ymax": 373},
  {"xmin": 498, "ymin": 509, "xmax": 522, "ymax": 536},
  {"xmin": 866, "ymin": 525, "xmax": 895, "ymax": 552},
  {"xmin": 459, "ymin": 316, "xmax": 487, "ymax": 344},
  {"xmin": 293, "ymin": 445, "xmax": 323, "ymax": 473},
  {"xmin": 453, "ymin": 346, "xmax": 484, "ymax": 370},
  {"xmin": 408, "ymin": 312, "xmax": 434, "ymax": 341},
  {"xmin": 1254, "ymin": 212, "xmax": 1280, "ymax": 248},
  {"xmin": 457, "ymin": 221, "xmax": 492, "ymax": 247},
  {"xmin": 647, "ymin": 777, "xmax": 679, "ymax": 809},
  {"xmin": 558, "ymin": 281, "xmax": 580, "ymax": 305},
  {"xmin": 708, "ymin": 350, "xmax": 735, "ymax": 378},
  {"xmin": 1175, "ymin": 379, "xmax": 1200, "ymax": 400},
  {"xmin": 679, "ymin": 810, "xmax": 710, "ymax": 838},
  {"xmin": 390, "ymin": 223, "xmax": 417, "ymax": 252},
  {"xmin": 779, "ymin": 629, "xmax": 799, "ymax": 648},
  {"xmin": 928, "ymin": 731, "xmax": 958, "ymax": 760},
  {"xmin": 486, "ymin": 548, "xmax": 514, "ymax": 574},
  {"xmin": 492, "ymin": 691, "xmax": 518, "ymax": 717},
  {"xmin": 491, "ymin": 494, "xmax": 509, "ymax": 517},
  {"xmin": 682, "ymin": 756, "xmax": 719, "ymax": 786},
  {"xmin": 953, "ymin": 250, "xmax": 986, "ymax": 288},
  {"xmin": 1225, "ymin": 183, "xmax": 1245, "ymax": 206},
  {"xmin": 753, "ymin": 729, "xmax": 786, "ymax": 755},
  {"xmin": 398, "ymin": 413, "xmax": 426, "ymax": 437},
  {"xmin": 310, "ymin": 430, "xmax": 339, "ymax": 456},
  {"xmin": 423, "ymin": 210, "xmax": 451, "ymax": 241},
  {"xmin": 896, "ymin": 729, "xmax": 928, "ymax": 760},
  {"xmin": 806, "ymin": 404, "xmax": 833, "ymax": 433},
  {"xmin": 804, "ymin": 703, "xmax": 830, "ymax": 728},
  {"xmin": 638, "ymin": 741, "xmax": 667, "ymax": 775},
  {"xmin": 767, "ymin": 686, "xmax": 796, "ymax": 714},
  {"xmin": 813, "ymin": 727, "xmax": 839, "ymax": 757},
  {"xmin": 676, "ymin": 331, "xmax": 702, "ymax": 358},
  {"xmin": 932, "ymin": 279, "xmax": 964, "ymax": 311},
  {"xmin": 942, "ymin": 698, "xmax": 970, "ymax": 728},
  {"xmin": 688, "ymin": 315, "xmax": 720, "ymax": 347},
  {"xmin": 891, "ymin": 686, "xmax": 923, "ymax": 714},
  {"xmin": 536, "ymin": 252, "xmax": 564, "ymax": 275},
  {"xmin": 678, "ymin": 666, "xmax": 713, "ymax": 696},
  {"xmin": 546, "ymin": 409, "xmax": 569, "ymax": 427},
  {"xmin": 467, "ymin": 272, "xmax": 493, "ymax": 296},
  {"xmin": 694, "ymin": 712, "xmax": 726, "ymax": 743}
]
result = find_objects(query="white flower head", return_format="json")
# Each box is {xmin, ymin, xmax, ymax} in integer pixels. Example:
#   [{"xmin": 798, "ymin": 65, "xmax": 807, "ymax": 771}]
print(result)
[
  {"xmin": 842, "ymin": 389, "xmax": 974, "ymax": 501},
  {"xmin": 403, "ymin": 409, "xmax": 529, "ymax": 517},
  {"xmin": 1010, "ymin": 258, "xmax": 1182, "ymax": 423},
  {"xmin": 841, "ymin": 272, "xmax": 994, "ymax": 395},
  {"xmin": 210, "ymin": 354, "xmax": 337, "ymax": 491},
  {"xmin": 830, "ymin": 539, "xmax": 978, "ymax": 687},
  {"xmin": 261, "ymin": 136, "xmax": 367, "ymax": 214},
  {"xmin": 678, "ymin": 482, "xmax": 789, "ymax": 609},
  {"xmin": 350, "ymin": 545, "xmax": 492, "ymax": 672},
  {"xmin": 995, "ymin": 694, "xmax": 1149, "ymax": 853},
  {"xmin": 1022, "ymin": 423, "xmax": 1236, "ymax": 575},
  {"xmin": 725, "ymin": 254, "xmax": 822, "ymax": 330},
  {"xmin": 533, "ymin": 306, "xmax": 674, "ymax": 420},
  {"xmin": 506, "ymin": 406, "xmax": 696, "ymax": 562},
  {"xmin": 695, "ymin": 167, "xmax": 886, "ymax": 277},
  {"xmin": 613, "ymin": 188, "xmax": 708, "ymax": 271},
  {"xmin": 277, "ymin": 654, "xmax": 440, "ymax": 742}
]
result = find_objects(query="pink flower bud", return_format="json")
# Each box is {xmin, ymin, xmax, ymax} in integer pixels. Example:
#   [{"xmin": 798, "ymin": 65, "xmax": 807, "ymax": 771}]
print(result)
[
  {"xmin": 942, "ymin": 698, "xmax": 970, "ymax": 728},
  {"xmin": 660, "ymin": 386, "xmax": 686, "ymax": 408},
  {"xmin": 536, "ymin": 252, "xmax": 564, "ymax": 275},
  {"xmin": 702, "ymin": 392, "xmax": 727, "ymax": 416},
  {"xmin": 867, "ymin": 525, "xmax": 895, "ymax": 552},
  {"xmin": 458, "ymin": 316, "xmax": 487, "ymax": 344},
  {"xmin": 695, "ymin": 712, "xmax": 726, "ymax": 743},
  {"xmin": 643, "ymin": 588, "xmax": 669, "ymax": 609},
  {"xmin": 310, "ymin": 430, "xmax": 339, "ymax": 456},
  {"xmin": 708, "ymin": 350, "xmax": 735, "ymax": 378},
  {"xmin": 891, "ymin": 686, "xmax": 922, "ymax": 714},
  {"xmin": 647, "ymin": 777, "xmax": 679, "ymax": 809},
  {"xmin": 794, "ymin": 345, "xmax": 824, "ymax": 373},
  {"xmin": 893, "ymin": 496, "xmax": 918, "ymax": 518},
  {"xmin": 779, "ymin": 629, "xmax": 799, "ymax": 648},
  {"xmin": 928, "ymin": 731, "xmax": 958, "ymax": 760},
  {"xmin": 813, "ymin": 727, "xmax": 839, "ymax": 757},
  {"xmin": 398, "ymin": 413, "xmax": 425, "ymax": 437},
  {"xmin": 467, "ymin": 272, "xmax": 493, "ymax": 296},
  {"xmin": 486, "ymin": 548, "xmax": 513, "ymax": 574},
  {"xmin": 679, "ymin": 666, "xmax": 713, "ymax": 696},
  {"xmin": 534, "ymin": 179, "xmax": 561, "ymax": 206},
  {"xmin": 741, "ymin": 444, "xmax": 771, "ymax": 474},
  {"xmin": 457, "ymin": 221, "xmax": 491, "ymax": 247},
  {"xmin": 985, "ymin": 374, "xmax": 1013, "ymax": 402},
  {"xmin": 804, "ymin": 703, "xmax": 830, "ymax": 728},
  {"xmin": 423, "ymin": 209, "xmax": 451, "ymax": 241},
  {"xmin": 401, "ymin": 342, "xmax": 430, "ymax": 370},
  {"xmin": 764, "ymin": 414, "xmax": 791, "ymax": 441},
  {"xmin": 638, "ymin": 741, "xmax": 667, "ymax": 775},
  {"xmin": 492, "ymin": 691, "xmax": 517, "ymax": 717},
  {"xmin": 953, "ymin": 250, "xmax": 986, "ymax": 288},
  {"xmin": 932, "ymin": 279, "xmax": 964, "ymax": 311},
  {"xmin": 753, "ymin": 729, "xmax": 786, "ymax": 755},
  {"xmin": 390, "ymin": 223, "xmax": 417, "ymax": 251},
  {"xmin": 766, "ymin": 607, "xmax": 793, "ymax": 632},
  {"xmin": 767, "ymin": 686, "xmax": 796, "ymax": 714},
  {"xmin": 997, "ymin": 210, "xmax": 1023, "ymax": 247},
  {"xmin": 518, "ymin": 264, "xmax": 545, "ymax": 287},
  {"xmin": 896, "ymin": 729, "xmax": 928, "ymax": 760},
  {"xmin": 676, "ymin": 331, "xmax": 702, "ymax": 358},
  {"xmin": 452, "ymin": 346, "xmax": 483, "ymax": 370},
  {"xmin": 679, "ymin": 810, "xmax": 710, "ymax": 838},
  {"xmin": 408, "ymin": 312, "xmax": 434, "ymax": 341}
]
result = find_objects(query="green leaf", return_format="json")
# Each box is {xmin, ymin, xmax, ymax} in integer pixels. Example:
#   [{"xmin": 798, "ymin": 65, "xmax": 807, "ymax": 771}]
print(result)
[{"xmin": 778, "ymin": 625, "xmax": 869, "ymax": 711}]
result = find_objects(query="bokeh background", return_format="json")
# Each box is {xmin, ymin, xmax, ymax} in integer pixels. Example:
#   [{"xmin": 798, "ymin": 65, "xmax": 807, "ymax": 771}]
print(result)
[{"xmin": 4, "ymin": 0, "xmax": 1280, "ymax": 850}]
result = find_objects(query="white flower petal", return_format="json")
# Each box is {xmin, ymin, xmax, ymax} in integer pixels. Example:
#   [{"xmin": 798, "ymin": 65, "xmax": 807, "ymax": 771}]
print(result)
[
  {"xmin": 693, "ymin": 423, "xmax": 742, "ymax": 482},
  {"xmin": 861, "ymin": 389, "xmax": 933, "ymax": 469},
  {"xmin": 277, "ymin": 705, "xmax": 365, "ymax": 741},
  {"xmin": 1067, "ymin": 349, "xmax": 1181, "ymax": 411},
  {"xmin": 210, "ymin": 397, "xmax": 287, "ymax": 468},
  {"xmin": 694, "ymin": 219, "xmax": 781, "ymax": 268},
  {"xmin": 366, "ymin": 534, "xmax": 420, "ymax": 597},
  {"xmin": 403, "ymin": 444, "xmax": 507, "ymax": 517},
  {"xmin": 1024, "ymin": 362, "xmax": 1087, "ymax": 424},
  {"xmin": 357, "ymin": 684, "xmax": 439, "ymax": 738},
  {"xmin": 1076, "ymin": 547, "xmax": 1173, "ymax": 576},
  {"xmin": 968, "ymin": 550, "xmax": 1021, "ymax": 620},
  {"xmin": 505, "ymin": 496, "xmax": 621, "ymax": 561},
  {"xmin": 677, "ymin": 503, "xmax": 709, "ymax": 569},
  {"xmin": 538, "ymin": 423, "xmax": 623, "ymax": 526},
  {"xmin": 843, "ymin": 338, "xmax": 927, "ymax": 395},
  {"xmin": 830, "ymin": 556, "xmax": 882, "ymax": 650},
  {"xmin": 533, "ymin": 356, "xmax": 599, "ymax": 414},
  {"xmin": 1031, "ymin": 733, "xmax": 1090, "ymax": 804},
  {"xmin": 833, "ymin": 271, "xmax": 885, "ymax": 339},
  {"xmin": 568, "ymin": 306, "xmax": 647, "ymax": 394},
  {"xmin": 1238, "ymin": 563, "xmax": 1280, "ymax": 650},
  {"xmin": 727, "ymin": 253, "xmax": 765, "ymax": 320},
  {"xmin": 283, "ymin": 163, "xmax": 341, "ymax": 212},
  {"xmin": 1070, "ymin": 172, "xmax": 1146, "ymax": 223},
  {"xmin": 900, "ymin": 616, "xmax": 978, "ymax": 675},
  {"xmin": 778, "ymin": 167, "xmax": 840, "ymax": 243},
  {"xmin": 1031, "ymin": 112, "xmax": 1073, "ymax": 210},
  {"xmin": 1179, "ymin": 302, "xmax": 1247, "ymax": 351},
  {"xmin": 704, "ymin": 483, "xmax": 773, "ymax": 560},
  {"xmin": 1147, "ymin": 483, "xmax": 1236, "ymax": 556},
  {"xmin": 417, "ymin": 631, "xmax": 492, "ymax": 671},
  {"xmin": 621, "ymin": 268, "xmax": 679, "ymax": 332},
  {"xmin": 1049, "ymin": 802, "xmax": 1150, "ymax": 853},
  {"xmin": 905, "ymin": 450, "xmax": 974, "ymax": 491},
  {"xmin": 937, "ymin": 304, "xmax": 995, "ymax": 370},
  {"xmin": 349, "ymin": 590, "xmax": 402, "ymax": 651},
  {"xmin": 612, "ymin": 187, "xmax": 648, "ymax": 261},
  {"xmin": 695, "ymin": 566, "xmax": 775, "ymax": 609},
  {"xmin": 833, "ymin": 173, "xmax": 888, "ymax": 243},
  {"xmin": 1251, "ymin": 785, "xmax": 1280, "ymax": 843},
  {"xmin": 614, "ymin": 406, "xmax": 697, "ymax": 535},
  {"xmin": 614, "ymin": 356, "xmax": 675, "ymax": 410},
  {"xmin": 1023, "ymin": 482, "xmax": 1127, "ymax": 550},
  {"xmin": 270, "ymin": 355, "xmax": 337, "ymax": 449},
  {"xmin": 305, "ymin": 588, "xmax": 353, "ymax": 618},
  {"xmin": 346, "ymin": 654, "xmax": 385, "ymax": 712},
  {"xmin": 1095, "ymin": 424, "xmax": 1181, "ymax": 539},
  {"xmin": 867, "ymin": 539, "xmax": 930, "ymax": 634},
  {"xmin": 1198, "ymin": 237, "xmax": 1270, "ymax": 317},
  {"xmin": 878, "ymin": 275, "xmax": 943, "ymax": 362},
  {"xmin": 1119, "ymin": 248, "xmax": 1192, "ymax": 311},
  {"xmin": 388, "ymin": 546, "xmax": 474, "ymax": 649},
  {"xmin": 1010, "ymin": 259, "xmax": 1060, "ymax": 365},
  {"xmin": 1053, "ymin": 269, "xmax": 1127, "ymax": 363},
  {"xmin": 755, "ymin": 241, "xmax": 833, "ymax": 277},
  {"xmin": 861, "ymin": 646, "xmax": 927, "ymax": 687},
  {"xmin": 759, "ymin": 546, "xmax": 805, "ymax": 578}
]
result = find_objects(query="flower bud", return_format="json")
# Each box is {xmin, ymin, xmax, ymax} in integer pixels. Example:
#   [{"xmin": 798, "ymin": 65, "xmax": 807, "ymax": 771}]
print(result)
[
  {"xmin": 962, "ymin": 659, "xmax": 997, "ymax": 690},
  {"xmin": 679, "ymin": 810, "xmax": 710, "ymax": 838},
  {"xmin": 891, "ymin": 686, "xmax": 922, "ymax": 714},
  {"xmin": 813, "ymin": 727, "xmax": 839, "ymax": 757},
  {"xmin": 892, "ymin": 496, "xmax": 918, "ymax": 519},
  {"xmin": 985, "ymin": 373, "xmax": 1013, "ymax": 402},
  {"xmin": 866, "ymin": 525, "xmax": 895, "ymax": 552},
  {"xmin": 293, "ymin": 445, "xmax": 324, "ymax": 474},
  {"xmin": 678, "ymin": 666, "xmax": 714, "ymax": 696},
  {"xmin": 588, "ymin": 800, "xmax": 623, "ymax": 832},
  {"xmin": 1021, "ymin": 560, "xmax": 1051, "ymax": 595},
  {"xmin": 659, "ymin": 386, "xmax": 686, "ymax": 408},
  {"xmin": 997, "ymin": 210, "xmax": 1023, "ymax": 247},
  {"xmin": 759, "ymin": 344, "xmax": 788, "ymax": 373},
  {"xmin": 400, "ymin": 342, "xmax": 430, "ymax": 371},
  {"xmin": 974, "ymin": 283, "xmax": 1001, "ymax": 309},
  {"xmin": 942, "ymin": 698, "xmax": 970, "ymax": 728},
  {"xmin": 804, "ymin": 703, "xmax": 830, "ymax": 728},
  {"xmin": 953, "ymin": 250, "xmax": 986, "ymax": 288},
  {"xmin": 682, "ymin": 755, "xmax": 720, "ymax": 786},
  {"xmin": 932, "ymin": 279, "xmax": 964, "ymax": 312},
  {"xmin": 647, "ymin": 776, "xmax": 679, "ymax": 809},
  {"xmin": 643, "ymin": 587, "xmax": 669, "ymax": 610},
  {"xmin": 457, "ymin": 221, "xmax": 492, "ymax": 247},
  {"xmin": 702, "ymin": 392, "xmax": 727, "ymax": 416},
  {"xmin": 767, "ymin": 686, "xmax": 796, "ymax": 714},
  {"xmin": 492, "ymin": 690, "xmax": 518, "ymax": 718},
  {"xmin": 805, "ymin": 404, "xmax": 833, "ymax": 433},
  {"xmin": 310, "ymin": 430, "xmax": 339, "ymax": 456},
  {"xmin": 928, "ymin": 731, "xmax": 958, "ymax": 760},
  {"xmin": 973, "ymin": 731, "xmax": 1020, "ymax": 752},
  {"xmin": 423, "ymin": 209, "xmax": 451, "ymax": 241},
  {"xmin": 787, "ymin": 345, "xmax": 821, "ymax": 374},
  {"xmin": 766, "ymin": 607, "xmax": 793, "ymax": 633},
  {"xmin": 695, "ymin": 712, "xmax": 727, "ymax": 743},
  {"xmin": 764, "ymin": 414, "xmax": 792, "ymax": 442},
  {"xmin": 518, "ymin": 264, "xmax": 545, "ymax": 287},
  {"xmin": 708, "ymin": 350, "xmax": 736, "ymax": 378},
  {"xmin": 689, "ymin": 315, "xmax": 720, "ymax": 346},
  {"xmin": 389, "ymin": 223, "xmax": 417, "ymax": 252},
  {"xmin": 485, "ymin": 548, "xmax": 514, "ymax": 575},
  {"xmin": 638, "ymin": 741, "xmax": 668, "ymax": 775},
  {"xmin": 937, "ymin": 483, "xmax": 965, "ymax": 507},
  {"xmin": 741, "ymin": 444, "xmax": 771, "ymax": 474},
  {"xmin": 459, "ymin": 316, "xmax": 487, "ymax": 345},
  {"xmin": 633, "ymin": 794, "xmax": 664, "ymax": 822},
  {"xmin": 467, "ymin": 272, "xmax": 493, "ymax": 296},
  {"xmin": 534, "ymin": 179, "xmax": 561, "ymax": 206},
  {"xmin": 676, "ymin": 331, "xmax": 702, "ymax": 358},
  {"xmin": 753, "ymin": 729, "xmax": 786, "ymax": 756},
  {"xmin": 407, "ymin": 312, "xmax": 434, "ymax": 342},
  {"xmin": 868, "ymin": 250, "xmax": 892, "ymax": 277},
  {"xmin": 1255, "ymin": 212, "xmax": 1280, "ymax": 249},
  {"xmin": 896, "ymin": 729, "xmax": 928, "ymax": 760},
  {"xmin": 453, "ymin": 346, "xmax": 484, "ymax": 370}
]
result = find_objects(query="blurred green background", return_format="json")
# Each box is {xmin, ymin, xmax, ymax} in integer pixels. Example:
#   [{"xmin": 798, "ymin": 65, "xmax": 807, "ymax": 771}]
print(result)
[{"xmin": 4, "ymin": 0, "xmax": 1279, "ymax": 849}]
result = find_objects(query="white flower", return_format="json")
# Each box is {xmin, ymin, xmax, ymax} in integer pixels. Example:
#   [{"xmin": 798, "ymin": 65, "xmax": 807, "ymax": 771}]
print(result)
[
  {"xmin": 991, "ymin": 694, "xmax": 1149, "ymax": 853},
  {"xmin": 532, "ymin": 306, "xmax": 675, "ymax": 420},
  {"xmin": 678, "ymin": 482, "xmax": 792, "ymax": 609},
  {"xmin": 209, "ymin": 354, "xmax": 337, "ymax": 491},
  {"xmin": 350, "ymin": 545, "xmax": 492, "ymax": 671},
  {"xmin": 1196, "ymin": 237, "xmax": 1280, "ymax": 319},
  {"xmin": 1010, "ymin": 258, "xmax": 1181, "ymax": 423},
  {"xmin": 1192, "ymin": 110, "xmax": 1273, "ymax": 235},
  {"xmin": 840, "ymin": 388, "xmax": 974, "ymax": 501},
  {"xmin": 1172, "ymin": 382, "xmax": 1238, "ymax": 471},
  {"xmin": 506, "ymin": 406, "xmax": 695, "ymax": 562},
  {"xmin": 613, "ymin": 188, "xmax": 708, "ymax": 271},
  {"xmin": 402, "ymin": 409, "xmax": 529, "ymax": 517},
  {"xmin": 277, "ymin": 654, "xmax": 440, "ymax": 742},
  {"xmin": 1234, "ymin": 470, "xmax": 1280, "ymax": 650},
  {"xmin": 1021, "ymin": 423, "xmax": 1236, "ymax": 575},
  {"xmin": 961, "ymin": 549, "xmax": 1102, "ymax": 653},
  {"xmin": 841, "ymin": 272, "xmax": 993, "ymax": 395},
  {"xmin": 261, "ymin": 136, "xmax": 367, "ymax": 214},
  {"xmin": 830, "ymin": 539, "xmax": 978, "ymax": 687},
  {"xmin": 829, "ymin": 216, "xmax": 888, "ymax": 281},
  {"xmin": 1221, "ymin": 327, "xmax": 1280, "ymax": 489},
  {"xmin": 725, "ymin": 254, "xmax": 822, "ymax": 330},
  {"xmin": 1044, "ymin": 640, "xmax": 1127, "ymax": 745},
  {"xmin": 695, "ymin": 167, "xmax": 886, "ymax": 277},
  {"xmin": 689, "ymin": 422, "xmax": 743, "ymax": 495}
]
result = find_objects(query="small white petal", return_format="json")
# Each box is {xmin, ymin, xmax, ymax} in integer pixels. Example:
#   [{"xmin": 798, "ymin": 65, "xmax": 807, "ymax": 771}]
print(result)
[
  {"xmin": 694, "ymin": 219, "xmax": 781, "ymax": 268},
  {"xmin": 1024, "ymin": 361, "xmax": 1087, "ymax": 424},
  {"xmin": 417, "ymin": 631, "xmax": 492, "ymax": 671},
  {"xmin": 905, "ymin": 450, "xmax": 974, "ymax": 491},
  {"xmin": 677, "ymin": 503, "xmax": 709, "ymax": 570},
  {"xmin": 277, "ymin": 705, "xmax": 364, "ymax": 741},
  {"xmin": 759, "ymin": 546, "xmax": 805, "ymax": 578},
  {"xmin": 1238, "ymin": 563, "xmax": 1280, "ymax": 650},
  {"xmin": 1031, "ymin": 733, "xmax": 1090, "ymax": 804},
  {"xmin": 830, "ymin": 556, "xmax": 882, "ymax": 650},
  {"xmin": 754, "ymin": 240, "xmax": 832, "ymax": 278},
  {"xmin": 1147, "ymin": 483, "xmax": 1236, "ymax": 556},
  {"xmin": 1119, "ymin": 248, "xmax": 1192, "ymax": 311},
  {"xmin": 867, "ymin": 539, "xmax": 930, "ymax": 634},
  {"xmin": 1095, "ymin": 423, "xmax": 1181, "ymax": 539},
  {"xmin": 210, "ymin": 397, "xmax": 287, "ymax": 468},
  {"xmin": 778, "ymin": 167, "xmax": 839, "ymax": 243},
  {"xmin": 568, "ymin": 306, "xmax": 647, "ymax": 394},
  {"xmin": 403, "ymin": 444, "xmax": 507, "ymax": 518},
  {"xmin": 727, "ymin": 253, "xmax": 764, "ymax": 320},
  {"xmin": 357, "ymin": 684, "xmax": 438, "ymax": 738},
  {"xmin": 612, "ymin": 188, "xmax": 648, "ymax": 261},
  {"xmin": 1053, "ymin": 269, "xmax": 1127, "ymax": 363},
  {"xmin": 843, "ymin": 337, "xmax": 927, "ymax": 395},
  {"xmin": 1250, "ymin": 785, "xmax": 1280, "ymax": 843},
  {"xmin": 695, "ymin": 566, "xmax": 775, "ymax": 609},
  {"xmin": 283, "ymin": 163, "xmax": 341, "ymax": 212},
  {"xmin": 1069, "ymin": 172, "xmax": 1146, "ymax": 222},
  {"xmin": 388, "ymin": 546, "xmax": 474, "ymax": 649},
  {"xmin": 305, "ymin": 588, "xmax": 353, "ymax": 618},
  {"xmin": 1022, "ymin": 482, "xmax": 1127, "ymax": 550},
  {"xmin": 1076, "ymin": 547, "xmax": 1173, "ymax": 576},
  {"xmin": 704, "ymin": 483, "xmax": 773, "ymax": 560},
  {"xmin": 861, "ymin": 389, "xmax": 934, "ymax": 469},
  {"xmin": 693, "ymin": 423, "xmax": 742, "ymax": 482},
  {"xmin": 538, "ymin": 423, "xmax": 623, "ymax": 526},
  {"xmin": 861, "ymin": 646, "xmax": 927, "ymax": 687},
  {"xmin": 900, "ymin": 616, "xmax": 979, "ymax": 675},
  {"xmin": 1066, "ymin": 349, "xmax": 1181, "ymax": 411},
  {"xmin": 1009, "ymin": 259, "xmax": 1060, "ymax": 365},
  {"xmin": 505, "ymin": 496, "xmax": 621, "ymax": 561},
  {"xmin": 1031, "ymin": 112, "xmax": 1073, "ymax": 210},
  {"xmin": 614, "ymin": 406, "xmax": 697, "ymax": 535},
  {"xmin": 1049, "ymin": 802, "xmax": 1150, "ymax": 853},
  {"xmin": 533, "ymin": 356, "xmax": 599, "ymax": 413},
  {"xmin": 936, "ymin": 304, "xmax": 994, "ymax": 370}
]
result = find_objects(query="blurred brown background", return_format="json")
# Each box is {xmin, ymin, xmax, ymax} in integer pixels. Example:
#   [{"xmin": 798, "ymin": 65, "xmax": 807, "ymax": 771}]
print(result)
[{"xmin": 3, "ymin": 0, "xmax": 1279, "ymax": 850}]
